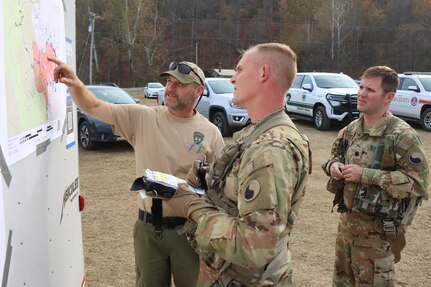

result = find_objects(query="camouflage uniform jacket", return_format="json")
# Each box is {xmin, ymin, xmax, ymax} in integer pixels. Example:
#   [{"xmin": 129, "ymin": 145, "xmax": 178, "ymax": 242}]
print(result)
[
  {"xmin": 193, "ymin": 111, "xmax": 311, "ymax": 286},
  {"xmin": 323, "ymin": 112, "xmax": 429, "ymax": 237}
]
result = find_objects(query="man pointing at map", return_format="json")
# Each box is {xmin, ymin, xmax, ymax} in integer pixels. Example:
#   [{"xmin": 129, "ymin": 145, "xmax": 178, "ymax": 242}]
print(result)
[{"xmin": 48, "ymin": 57, "xmax": 224, "ymax": 287}]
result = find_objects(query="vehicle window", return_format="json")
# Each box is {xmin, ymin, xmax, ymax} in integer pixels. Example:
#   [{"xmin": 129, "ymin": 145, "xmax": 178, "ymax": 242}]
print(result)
[
  {"xmin": 89, "ymin": 87, "xmax": 136, "ymax": 104},
  {"xmin": 149, "ymin": 83, "xmax": 164, "ymax": 88},
  {"xmin": 302, "ymin": 76, "xmax": 313, "ymax": 88},
  {"xmin": 292, "ymin": 75, "xmax": 304, "ymax": 88},
  {"xmin": 313, "ymin": 74, "xmax": 358, "ymax": 89},
  {"xmin": 399, "ymin": 78, "xmax": 417, "ymax": 91},
  {"xmin": 419, "ymin": 78, "xmax": 431, "ymax": 92},
  {"xmin": 207, "ymin": 79, "xmax": 234, "ymax": 94}
]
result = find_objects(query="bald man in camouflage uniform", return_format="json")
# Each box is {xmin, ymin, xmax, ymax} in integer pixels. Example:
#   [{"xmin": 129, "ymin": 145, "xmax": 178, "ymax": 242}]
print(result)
[
  {"xmin": 323, "ymin": 66, "xmax": 429, "ymax": 287},
  {"xmin": 146, "ymin": 43, "xmax": 311, "ymax": 286}
]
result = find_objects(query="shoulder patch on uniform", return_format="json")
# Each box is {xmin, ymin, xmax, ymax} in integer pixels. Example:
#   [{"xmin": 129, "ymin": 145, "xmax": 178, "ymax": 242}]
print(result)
[
  {"xmin": 243, "ymin": 180, "xmax": 260, "ymax": 202},
  {"xmin": 409, "ymin": 152, "xmax": 423, "ymax": 165}
]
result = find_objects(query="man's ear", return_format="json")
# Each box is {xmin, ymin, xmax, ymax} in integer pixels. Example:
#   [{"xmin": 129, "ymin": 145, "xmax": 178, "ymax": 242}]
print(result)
[
  {"xmin": 385, "ymin": 91, "xmax": 395, "ymax": 103},
  {"xmin": 195, "ymin": 85, "xmax": 204, "ymax": 97},
  {"xmin": 261, "ymin": 65, "xmax": 270, "ymax": 82}
]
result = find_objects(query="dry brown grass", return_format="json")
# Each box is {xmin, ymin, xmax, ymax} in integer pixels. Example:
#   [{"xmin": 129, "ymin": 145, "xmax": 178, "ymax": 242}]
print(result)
[{"xmin": 80, "ymin": 97, "xmax": 431, "ymax": 286}]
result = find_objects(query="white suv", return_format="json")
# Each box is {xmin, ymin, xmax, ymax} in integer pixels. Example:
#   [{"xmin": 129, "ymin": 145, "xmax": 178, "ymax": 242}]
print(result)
[
  {"xmin": 196, "ymin": 78, "xmax": 250, "ymax": 136},
  {"xmin": 389, "ymin": 73, "xmax": 431, "ymax": 131},
  {"xmin": 285, "ymin": 72, "xmax": 359, "ymax": 130}
]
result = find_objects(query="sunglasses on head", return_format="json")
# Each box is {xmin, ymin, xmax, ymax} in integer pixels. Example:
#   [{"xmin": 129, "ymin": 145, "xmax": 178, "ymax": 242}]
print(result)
[{"xmin": 168, "ymin": 61, "xmax": 204, "ymax": 86}]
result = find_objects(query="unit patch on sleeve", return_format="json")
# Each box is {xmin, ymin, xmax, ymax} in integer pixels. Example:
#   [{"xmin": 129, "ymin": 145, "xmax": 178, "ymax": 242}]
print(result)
[
  {"xmin": 243, "ymin": 179, "xmax": 260, "ymax": 202},
  {"xmin": 409, "ymin": 152, "xmax": 423, "ymax": 165}
]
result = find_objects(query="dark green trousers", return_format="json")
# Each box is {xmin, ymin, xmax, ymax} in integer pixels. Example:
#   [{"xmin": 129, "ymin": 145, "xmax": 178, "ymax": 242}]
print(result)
[{"xmin": 133, "ymin": 216, "xmax": 199, "ymax": 287}]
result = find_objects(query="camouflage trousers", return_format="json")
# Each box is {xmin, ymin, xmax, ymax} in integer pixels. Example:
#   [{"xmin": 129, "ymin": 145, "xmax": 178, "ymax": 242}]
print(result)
[
  {"xmin": 196, "ymin": 251, "xmax": 296, "ymax": 286},
  {"xmin": 333, "ymin": 214, "xmax": 395, "ymax": 287}
]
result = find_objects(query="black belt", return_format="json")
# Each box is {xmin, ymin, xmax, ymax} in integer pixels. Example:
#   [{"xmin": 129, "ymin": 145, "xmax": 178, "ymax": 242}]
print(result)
[{"xmin": 138, "ymin": 209, "xmax": 186, "ymax": 229}]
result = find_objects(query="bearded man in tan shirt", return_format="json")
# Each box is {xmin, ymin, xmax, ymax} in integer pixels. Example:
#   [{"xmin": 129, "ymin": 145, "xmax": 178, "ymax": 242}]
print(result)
[{"xmin": 49, "ymin": 58, "xmax": 224, "ymax": 287}]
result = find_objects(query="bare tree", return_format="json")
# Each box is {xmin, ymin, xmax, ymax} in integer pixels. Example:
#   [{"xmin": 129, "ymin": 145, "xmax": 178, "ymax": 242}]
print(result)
[
  {"xmin": 122, "ymin": 0, "xmax": 143, "ymax": 86},
  {"xmin": 331, "ymin": 0, "xmax": 356, "ymax": 70},
  {"xmin": 144, "ymin": 10, "xmax": 157, "ymax": 67},
  {"xmin": 140, "ymin": 0, "xmax": 180, "ymax": 83}
]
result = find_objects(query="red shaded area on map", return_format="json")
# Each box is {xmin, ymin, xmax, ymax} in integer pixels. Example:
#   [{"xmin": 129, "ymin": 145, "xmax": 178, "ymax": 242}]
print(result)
[{"xmin": 32, "ymin": 41, "xmax": 57, "ymax": 105}]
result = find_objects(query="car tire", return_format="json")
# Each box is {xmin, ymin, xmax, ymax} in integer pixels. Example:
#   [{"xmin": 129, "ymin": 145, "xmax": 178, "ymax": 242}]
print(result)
[
  {"xmin": 421, "ymin": 107, "xmax": 431, "ymax": 132},
  {"xmin": 314, "ymin": 106, "xmax": 331, "ymax": 130},
  {"xmin": 79, "ymin": 122, "xmax": 97, "ymax": 150},
  {"xmin": 212, "ymin": 111, "xmax": 230, "ymax": 136}
]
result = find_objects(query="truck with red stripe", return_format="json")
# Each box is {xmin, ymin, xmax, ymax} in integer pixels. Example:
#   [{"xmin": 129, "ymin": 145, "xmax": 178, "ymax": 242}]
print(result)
[{"xmin": 389, "ymin": 72, "xmax": 431, "ymax": 131}]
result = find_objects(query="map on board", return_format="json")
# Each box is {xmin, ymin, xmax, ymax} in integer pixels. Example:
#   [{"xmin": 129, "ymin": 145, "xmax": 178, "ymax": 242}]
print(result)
[{"xmin": 0, "ymin": 0, "xmax": 67, "ymax": 166}]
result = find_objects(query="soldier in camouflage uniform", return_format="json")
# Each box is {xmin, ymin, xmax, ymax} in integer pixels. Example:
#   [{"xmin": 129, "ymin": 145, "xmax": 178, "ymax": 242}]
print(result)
[
  {"xmin": 322, "ymin": 66, "xmax": 429, "ymax": 287},
  {"xmin": 150, "ymin": 43, "xmax": 311, "ymax": 286}
]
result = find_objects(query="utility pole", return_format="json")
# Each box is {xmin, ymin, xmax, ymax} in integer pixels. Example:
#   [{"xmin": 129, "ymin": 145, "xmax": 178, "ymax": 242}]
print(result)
[
  {"xmin": 88, "ymin": 11, "xmax": 101, "ymax": 84},
  {"xmin": 195, "ymin": 42, "xmax": 198, "ymax": 65}
]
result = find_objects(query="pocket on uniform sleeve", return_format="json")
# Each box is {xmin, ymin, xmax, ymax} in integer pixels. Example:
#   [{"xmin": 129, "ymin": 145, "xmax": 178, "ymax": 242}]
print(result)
[{"xmin": 389, "ymin": 171, "xmax": 411, "ymax": 185}]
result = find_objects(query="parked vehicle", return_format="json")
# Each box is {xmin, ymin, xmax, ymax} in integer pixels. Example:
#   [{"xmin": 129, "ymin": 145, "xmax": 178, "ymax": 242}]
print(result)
[
  {"xmin": 157, "ymin": 88, "xmax": 165, "ymax": 105},
  {"xmin": 389, "ymin": 72, "xmax": 431, "ymax": 131},
  {"xmin": 157, "ymin": 78, "xmax": 249, "ymax": 136},
  {"xmin": 98, "ymin": 82, "xmax": 119, "ymax": 87},
  {"xmin": 285, "ymin": 72, "xmax": 359, "ymax": 130},
  {"xmin": 78, "ymin": 85, "xmax": 138, "ymax": 150},
  {"xmin": 144, "ymin": 82, "xmax": 165, "ymax": 98},
  {"xmin": 196, "ymin": 78, "xmax": 250, "ymax": 136}
]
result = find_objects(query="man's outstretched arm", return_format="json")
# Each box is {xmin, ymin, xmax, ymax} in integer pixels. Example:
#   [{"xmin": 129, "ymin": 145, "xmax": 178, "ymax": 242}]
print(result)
[{"xmin": 49, "ymin": 57, "xmax": 114, "ymax": 124}]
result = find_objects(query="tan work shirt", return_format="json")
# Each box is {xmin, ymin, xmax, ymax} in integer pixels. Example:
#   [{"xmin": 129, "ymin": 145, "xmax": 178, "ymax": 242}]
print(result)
[{"xmin": 111, "ymin": 104, "xmax": 224, "ymax": 216}]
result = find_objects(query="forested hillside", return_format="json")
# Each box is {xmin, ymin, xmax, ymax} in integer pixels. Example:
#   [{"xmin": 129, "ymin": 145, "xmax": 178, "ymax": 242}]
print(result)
[{"xmin": 76, "ymin": 0, "xmax": 431, "ymax": 87}]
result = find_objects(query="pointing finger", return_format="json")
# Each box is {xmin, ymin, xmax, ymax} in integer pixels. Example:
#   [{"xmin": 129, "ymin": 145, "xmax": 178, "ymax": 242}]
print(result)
[{"xmin": 47, "ymin": 57, "xmax": 62, "ymax": 65}]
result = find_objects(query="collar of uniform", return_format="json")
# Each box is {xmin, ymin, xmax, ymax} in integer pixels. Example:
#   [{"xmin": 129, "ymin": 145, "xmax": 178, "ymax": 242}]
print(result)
[
  {"xmin": 233, "ymin": 121, "xmax": 253, "ymax": 142},
  {"xmin": 352, "ymin": 111, "xmax": 393, "ymax": 137},
  {"xmin": 353, "ymin": 111, "xmax": 393, "ymax": 137},
  {"xmin": 233, "ymin": 109, "xmax": 285, "ymax": 142},
  {"xmin": 368, "ymin": 111, "xmax": 394, "ymax": 136},
  {"xmin": 349, "ymin": 114, "xmax": 365, "ymax": 138}
]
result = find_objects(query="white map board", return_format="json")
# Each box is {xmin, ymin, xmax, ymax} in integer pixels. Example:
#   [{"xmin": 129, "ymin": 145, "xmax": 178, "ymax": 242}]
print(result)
[
  {"xmin": 0, "ymin": 1, "xmax": 84, "ymax": 286},
  {"xmin": 0, "ymin": 182, "xmax": 5, "ymax": 285},
  {"xmin": 0, "ymin": 2, "xmax": 6, "ymax": 284},
  {"xmin": 0, "ymin": 0, "xmax": 68, "ymax": 166}
]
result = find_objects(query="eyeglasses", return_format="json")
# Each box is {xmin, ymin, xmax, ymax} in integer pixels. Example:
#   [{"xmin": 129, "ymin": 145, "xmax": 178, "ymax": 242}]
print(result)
[{"xmin": 168, "ymin": 61, "xmax": 204, "ymax": 86}]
